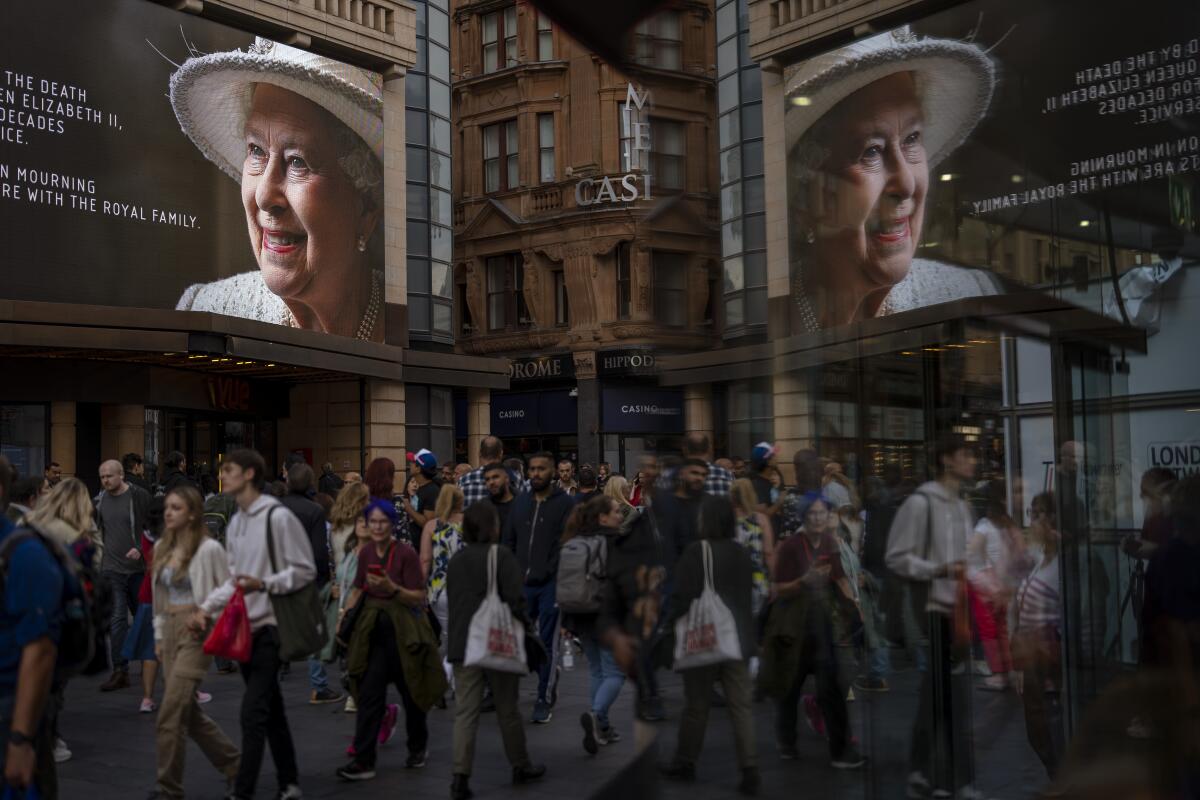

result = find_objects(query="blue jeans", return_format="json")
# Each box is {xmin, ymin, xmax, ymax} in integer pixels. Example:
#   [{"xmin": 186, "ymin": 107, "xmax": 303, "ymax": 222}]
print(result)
[
  {"xmin": 523, "ymin": 581, "xmax": 561, "ymax": 703},
  {"xmin": 579, "ymin": 634, "xmax": 625, "ymax": 727},
  {"xmin": 103, "ymin": 570, "xmax": 143, "ymax": 671},
  {"xmin": 308, "ymin": 657, "xmax": 329, "ymax": 693},
  {"xmin": 868, "ymin": 641, "xmax": 892, "ymax": 680}
]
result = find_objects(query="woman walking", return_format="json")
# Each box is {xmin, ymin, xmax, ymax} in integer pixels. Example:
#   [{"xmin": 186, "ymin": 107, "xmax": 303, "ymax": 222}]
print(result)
[
  {"xmin": 602, "ymin": 476, "xmax": 636, "ymax": 526},
  {"xmin": 561, "ymin": 495, "xmax": 627, "ymax": 755},
  {"xmin": 336, "ymin": 500, "xmax": 446, "ymax": 782},
  {"xmin": 967, "ymin": 480, "xmax": 1023, "ymax": 691},
  {"xmin": 1013, "ymin": 492, "xmax": 1064, "ymax": 780},
  {"xmin": 150, "ymin": 486, "xmax": 240, "ymax": 799},
  {"xmin": 419, "ymin": 484, "xmax": 466, "ymax": 637},
  {"xmin": 731, "ymin": 478, "xmax": 776, "ymax": 617},
  {"xmin": 661, "ymin": 495, "xmax": 760, "ymax": 795},
  {"xmin": 447, "ymin": 502, "xmax": 546, "ymax": 800}
]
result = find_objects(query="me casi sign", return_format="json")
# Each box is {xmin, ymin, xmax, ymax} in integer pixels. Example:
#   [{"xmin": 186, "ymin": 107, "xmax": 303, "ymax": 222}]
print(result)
[
  {"xmin": 602, "ymin": 387, "xmax": 684, "ymax": 434},
  {"xmin": 575, "ymin": 84, "xmax": 653, "ymax": 208}
]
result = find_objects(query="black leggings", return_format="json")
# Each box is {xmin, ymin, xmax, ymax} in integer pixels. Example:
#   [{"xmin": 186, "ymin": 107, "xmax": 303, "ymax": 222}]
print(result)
[{"xmin": 352, "ymin": 617, "xmax": 428, "ymax": 766}]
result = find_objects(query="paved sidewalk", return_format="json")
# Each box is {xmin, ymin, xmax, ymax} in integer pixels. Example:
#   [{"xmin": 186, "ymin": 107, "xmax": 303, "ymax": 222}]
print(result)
[{"xmin": 55, "ymin": 655, "xmax": 1051, "ymax": 799}]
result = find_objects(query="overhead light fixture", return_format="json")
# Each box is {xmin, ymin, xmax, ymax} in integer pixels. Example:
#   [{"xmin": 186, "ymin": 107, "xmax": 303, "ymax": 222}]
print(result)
[
  {"xmin": 940, "ymin": 173, "xmax": 954, "ymax": 182},
  {"xmin": 1011, "ymin": 174, "xmax": 1024, "ymax": 184},
  {"xmin": 1079, "ymin": 220, "xmax": 1091, "ymax": 227},
  {"xmin": 791, "ymin": 96, "xmax": 811, "ymax": 106},
  {"xmin": 920, "ymin": 241, "xmax": 940, "ymax": 248}
]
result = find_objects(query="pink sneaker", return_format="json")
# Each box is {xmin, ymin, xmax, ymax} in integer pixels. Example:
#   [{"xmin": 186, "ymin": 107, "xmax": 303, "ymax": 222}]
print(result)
[
  {"xmin": 803, "ymin": 695, "xmax": 826, "ymax": 738},
  {"xmin": 378, "ymin": 703, "xmax": 399, "ymax": 745},
  {"xmin": 139, "ymin": 698, "xmax": 157, "ymax": 714},
  {"xmin": 195, "ymin": 691, "xmax": 213, "ymax": 705}
]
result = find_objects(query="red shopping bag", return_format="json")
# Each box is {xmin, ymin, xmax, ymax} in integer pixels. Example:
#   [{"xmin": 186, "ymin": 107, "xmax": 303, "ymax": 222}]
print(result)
[{"xmin": 203, "ymin": 587, "xmax": 252, "ymax": 662}]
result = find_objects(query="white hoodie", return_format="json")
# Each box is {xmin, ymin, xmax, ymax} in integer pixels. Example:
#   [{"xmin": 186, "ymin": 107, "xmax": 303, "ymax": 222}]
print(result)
[
  {"xmin": 200, "ymin": 494, "xmax": 316, "ymax": 630},
  {"xmin": 885, "ymin": 480, "xmax": 975, "ymax": 615}
]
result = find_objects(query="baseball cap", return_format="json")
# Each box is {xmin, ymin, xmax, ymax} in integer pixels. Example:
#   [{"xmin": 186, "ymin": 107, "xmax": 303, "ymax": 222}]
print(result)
[
  {"xmin": 413, "ymin": 448, "xmax": 437, "ymax": 472},
  {"xmin": 751, "ymin": 442, "xmax": 778, "ymax": 468}
]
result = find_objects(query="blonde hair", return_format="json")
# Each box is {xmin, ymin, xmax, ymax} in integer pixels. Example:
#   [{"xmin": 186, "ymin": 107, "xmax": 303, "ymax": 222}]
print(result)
[
  {"xmin": 329, "ymin": 481, "xmax": 370, "ymax": 530},
  {"xmin": 434, "ymin": 483, "xmax": 464, "ymax": 522},
  {"xmin": 25, "ymin": 478, "xmax": 93, "ymax": 537},
  {"xmin": 730, "ymin": 478, "xmax": 758, "ymax": 515},
  {"xmin": 604, "ymin": 475, "xmax": 633, "ymax": 508},
  {"xmin": 154, "ymin": 486, "xmax": 208, "ymax": 583}
]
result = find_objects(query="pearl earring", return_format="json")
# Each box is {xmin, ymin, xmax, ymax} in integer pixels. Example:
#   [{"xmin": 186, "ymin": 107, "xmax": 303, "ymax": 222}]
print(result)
[
  {"xmin": 803, "ymin": 227, "xmax": 816, "ymax": 245},
  {"xmin": 356, "ymin": 235, "xmax": 367, "ymax": 252}
]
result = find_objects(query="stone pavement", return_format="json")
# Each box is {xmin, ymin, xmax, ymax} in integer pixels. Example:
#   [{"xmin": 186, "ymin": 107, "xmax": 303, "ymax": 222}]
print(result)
[{"xmin": 55, "ymin": 653, "xmax": 1052, "ymax": 800}]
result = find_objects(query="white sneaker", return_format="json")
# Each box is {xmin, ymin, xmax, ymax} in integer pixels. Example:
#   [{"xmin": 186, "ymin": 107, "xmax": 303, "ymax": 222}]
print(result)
[
  {"xmin": 277, "ymin": 785, "xmax": 303, "ymax": 800},
  {"xmin": 139, "ymin": 697, "xmax": 157, "ymax": 713},
  {"xmin": 344, "ymin": 696, "xmax": 357, "ymax": 714},
  {"xmin": 907, "ymin": 772, "xmax": 932, "ymax": 799},
  {"xmin": 53, "ymin": 738, "xmax": 72, "ymax": 763}
]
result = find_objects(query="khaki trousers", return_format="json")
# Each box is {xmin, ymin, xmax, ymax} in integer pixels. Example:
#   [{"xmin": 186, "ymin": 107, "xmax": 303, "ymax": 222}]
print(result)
[
  {"xmin": 155, "ymin": 607, "xmax": 240, "ymax": 798},
  {"xmin": 452, "ymin": 665, "xmax": 531, "ymax": 777},
  {"xmin": 674, "ymin": 660, "xmax": 757, "ymax": 770}
]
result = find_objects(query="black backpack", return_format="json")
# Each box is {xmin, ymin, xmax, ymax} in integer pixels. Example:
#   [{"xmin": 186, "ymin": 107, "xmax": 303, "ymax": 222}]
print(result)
[
  {"xmin": 0, "ymin": 524, "xmax": 111, "ymax": 678},
  {"xmin": 203, "ymin": 493, "xmax": 238, "ymax": 544}
]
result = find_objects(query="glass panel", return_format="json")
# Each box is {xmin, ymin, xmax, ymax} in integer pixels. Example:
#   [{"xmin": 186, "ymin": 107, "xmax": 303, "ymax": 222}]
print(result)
[
  {"xmin": 725, "ymin": 295, "xmax": 744, "ymax": 327},
  {"xmin": 744, "ymin": 213, "xmax": 766, "ymax": 251},
  {"xmin": 485, "ymin": 160, "xmax": 499, "ymax": 193},
  {"xmin": 406, "ymin": 109, "xmax": 427, "ymax": 145},
  {"xmin": 430, "ymin": 117, "xmax": 451, "ymax": 154},
  {"xmin": 0, "ymin": 405, "xmax": 47, "ymax": 479},
  {"xmin": 742, "ymin": 139, "xmax": 763, "ymax": 176},
  {"xmin": 431, "ymin": 224, "xmax": 451, "ymax": 262},
  {"xmin": 740, "ymin": 69, "xmax": 761, "ymax": 103},
  {"xmin": 406, "ymin": 182, "xmax": 428, "ymax": 220},
  {"xmin": 739, "ymin": 32, "xmax": 753, "ymax": 67},
  {"xmin": 430, "ymin": 188, "xmax": 452, "ymax": 226},
  {"xmin": 741, "ymin": 102, "xmax": 763, "ymax": 139},
  {"xmin": 413, "ymin": 38, "xmax": 427, "ymax": 74},
  {"xmin": 406, "ymin": 220, "xmax": 429, "ymax": 255},
  {"xmin": 406, "ymin": 146, "xmax": 427, "ymax": 182},
  {"xmin": 745, "ymin": 287, "xmax": 767, "ymax": 323},
  {"xmin": 428, "ymin": 7, "xmax": 449, "ymax": 45},
  {"xmin": 432, "ymin": 302, "xmax": 452, "ymax": 334},
  {"xmin": 743, "ymin": 251, "xmax": 767, "ymax": 287},
  {"xmin": 407, "ymin": 258, "xmax": 431, "ymax": 293},
  {"xmin": 540, "ymin": 150, "xmax": 555, "ymax": 183},
  {"xmin": 431, "ymin": 262, "xmax": 452, "ymax": 298},
  {"xmin": 723, "ymin": 256, "xmax": 744, "ymax": 292},
  {"xmin": 405, "ymin": 74, "xmax": 426, "ymax": 109},
  {"xmin": 717, "ymin": 2, "xmax": 737, "ymax": 40},
  {"xmin": 482, "ymin": 12, "xmax": 497, "ymax": 44},
  {"xmin": 483, "ymin": 125, "xmax": 499, "ymax": 159},
  {"xmin": 744, "ymin": 177, "xmax": 764, "ymax": 214},
  {"xmin": 409, "ymin": 296, "xmax": 430, "ymax": 331},
  {"xmin": 717, "ymin": 38, "xmax": 738, "ymax": 77},
  {"xmin": 507, "ymin": 155, "xmax": 519, "ymax": 190},
  {"xmin": 721, "ymin": 183, "xmax": 742, "ymax": 222},
  {"xmin": 718, "ymin": 75, "xmax": 738, "ymax": 114},
  {"xmin": 429, "ymin": 43, "xmax": 450, "ymax": 81},
  {"xmin": 722, "ymin": 219, "xmax": 743, "ymax": 255},
  {"xmin": 538, "ymin": 30, "xmax": 553, "ymax": 61},
  {"xmin": 720, "ymin": 146, "xmax": 741, "ymax": 185},
  {"xmin": 430, "ymin": 152, "xmax": 450, "ymax": 190},
  {"xmin": 539, "ymin": 114, "xmax": 554, "ymax": 147},
  {"xmin": 430, "ymin": 428, "xmax": 454, "ymax": 466},
  {"xmin": 719, "ymin": 110, "xmax": 740, "ymax": 143},
  {"xmin": 482, "ymin": 42, "xmax": 498, "ymax": 73},
  {"xmin": 429, "ymin": 79, "xmax": 450, "ymax": 117}
]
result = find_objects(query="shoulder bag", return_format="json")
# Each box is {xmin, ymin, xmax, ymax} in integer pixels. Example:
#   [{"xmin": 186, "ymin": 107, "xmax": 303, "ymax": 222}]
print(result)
[
  {"xmin": 265, "ymin": 506, "xmax": 328, "ymax": 662},
  {"xmin": 672, "ymin": 540, "xmax": 743, "ymax": 670},
  {"xmin": 463, "ymin": 544, "xmax": 528, "ymax": 674}
]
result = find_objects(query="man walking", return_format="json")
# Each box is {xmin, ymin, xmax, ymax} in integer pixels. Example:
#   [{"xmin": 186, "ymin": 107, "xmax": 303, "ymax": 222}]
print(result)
[
  {"xmin": 501, "ymin": 452, "xmax": 574, "ymax": 723},
  {"xmin": 43, "ymin": 463, "xmax": 62, "ymax": 488},
  {"xmin": 121, "ymin": 454, "xmax": 153, "ymax": 495},
  {"xmin": 95, "ymin": 459, "xmax": 152, "ymax": 692},
  {"xmin": 1, "ymin": 456, "xmax": 78, "ymax": 799},
  {"xmin": 317, "ymin": 463, "xmax": 344, "ymax": 497},
  {"xmin": 575, "ymin": 466, "xmax": 600, "ymax": 503},
  {"xmin": 459, "ymin": 436, "xmax": 509, "ymax": 508},
  {"xmin": 681, "ymin": 434, "xmax": 734, "ymax": 497},
  {"xmin": 401, "ymin": 449, "xmax": 441, "ymax": 544},
  {"xmin": 556, "ymin": 460, "xmax": 578, "ymax": 497},
  {"xmin": 195, "ymin": 449, "xmax": 316, "ymax": 800},
  {"xmin": 279, "ymin": 463, "xmax": 343, "ymax": 706},
  {"xmin": 160, "ymin": 452, "xmax": 195, "ymax": 495},
  {"xmin": 483, "ymin": 463, "xmax": 518, "ymax": 531},
  {"xmin": 886, "ymin": 435, "xmax": 978, "ymax": 800}
]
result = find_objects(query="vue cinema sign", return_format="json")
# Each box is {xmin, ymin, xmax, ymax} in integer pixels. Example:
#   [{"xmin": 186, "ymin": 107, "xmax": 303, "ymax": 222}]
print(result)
[{"xmin": 575, "ymin": 84, "xmax": 653, "ymax": 208}]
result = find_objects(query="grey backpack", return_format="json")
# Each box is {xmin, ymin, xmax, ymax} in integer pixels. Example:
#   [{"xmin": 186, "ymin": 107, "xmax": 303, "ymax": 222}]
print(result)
[{"xmin": 555, "ymin": 535, "xmax": 607, "ymax": 614}]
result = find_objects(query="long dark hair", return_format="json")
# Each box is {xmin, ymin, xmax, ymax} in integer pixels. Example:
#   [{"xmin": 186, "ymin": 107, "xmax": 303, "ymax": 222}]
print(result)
[
  {"xmin": 364, "ymin": 457, "xmax": 396, "ymax": 500},
  {"xmin": 562, "ymin": 495, "xmax": 616, "ymax": 543},
  {"xmin": 698, "ymin": 495, "xmax": 736, "ymax": 541}
]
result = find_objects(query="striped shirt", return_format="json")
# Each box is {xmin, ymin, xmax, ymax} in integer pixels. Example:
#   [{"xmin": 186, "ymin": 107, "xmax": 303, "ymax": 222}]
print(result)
[{"xmin": 1016, "ymin": 556, "xmax": 1060, "ymax": 632}]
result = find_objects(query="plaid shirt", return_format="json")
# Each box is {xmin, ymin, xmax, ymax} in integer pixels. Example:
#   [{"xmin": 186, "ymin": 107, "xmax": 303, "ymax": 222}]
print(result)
[
  {"xmin": 458, "ymin": 467, "xmax": 528, "ymax": 508},
  {"xmin": 704, "ymin": 462, "xmax": 734, "ymax": 497}
]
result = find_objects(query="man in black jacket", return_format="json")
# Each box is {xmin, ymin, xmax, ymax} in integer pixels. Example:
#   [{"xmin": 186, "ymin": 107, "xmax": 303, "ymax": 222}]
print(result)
[
  {"xmin": 500, "ymin": 452, "xmax": 575, "ymax": 724},
  {"xmin": 159, "ymin": 451, "xmax": 195, "ymax": 495},
  {"xmin": 279, "ymin": 463, "xmax": 343, "ymax": 705},
  {"xmin": 318, "ymin": 462, "xmax": 344, "ymax": 497}
]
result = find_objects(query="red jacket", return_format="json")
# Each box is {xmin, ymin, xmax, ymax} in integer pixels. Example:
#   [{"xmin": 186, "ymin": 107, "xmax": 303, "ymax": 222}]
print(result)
[{"xmin": 137, "ymin": 533, "xmax": 155, "ymax": 605}]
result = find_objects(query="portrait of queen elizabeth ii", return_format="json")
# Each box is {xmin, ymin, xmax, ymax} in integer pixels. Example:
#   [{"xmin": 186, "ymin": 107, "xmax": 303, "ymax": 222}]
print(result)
[
  {"xmin": 169, "ymin": 39, "xmax": 385, "ymax": 341},
  {"xmin": 786, "ymin": 28, "xmax": 1002, "ymax": 332}
]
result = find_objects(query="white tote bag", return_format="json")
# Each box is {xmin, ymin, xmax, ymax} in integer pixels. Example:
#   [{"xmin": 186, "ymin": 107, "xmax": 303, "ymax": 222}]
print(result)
[
  {"xmin": 673, "ymin": 540, "xmax": 743, "ymax": 671},
  {"xmin": 463, "ymin": 545, "xmax": 528, "ymax": 675}
]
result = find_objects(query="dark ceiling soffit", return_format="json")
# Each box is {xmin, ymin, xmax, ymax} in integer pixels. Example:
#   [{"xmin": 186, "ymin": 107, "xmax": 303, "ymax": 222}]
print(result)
[
  {"xmin": 402, "ymin": 365, "xmax": 509, "ymax": 390},
  {"xmin": 0, "ymin": 322, "xmax": 189, "ymax": 353},
  {"xmin": 224, "ymin": 337, "xmax": 402, "ymax": 381}
]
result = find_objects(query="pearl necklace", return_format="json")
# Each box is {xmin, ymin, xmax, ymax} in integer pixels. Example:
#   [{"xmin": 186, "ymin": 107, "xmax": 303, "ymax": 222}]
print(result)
[
  {"xmin": 282, "ymin": 270, "xmax": 383, "ymax": 341},
  {"xmin": 791, "ymin": 264, "xmax": 820, "ymax": 333}
]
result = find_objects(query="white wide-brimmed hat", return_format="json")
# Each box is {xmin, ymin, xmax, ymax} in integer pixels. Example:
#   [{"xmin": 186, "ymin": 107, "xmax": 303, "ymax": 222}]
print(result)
[
  {"xmin": 170, "ymin": 38, "xmax": 383, "ymax": 182},
  {"xmin": 785, "ymin": 27, "xmax": 994, "ymax": 168}
]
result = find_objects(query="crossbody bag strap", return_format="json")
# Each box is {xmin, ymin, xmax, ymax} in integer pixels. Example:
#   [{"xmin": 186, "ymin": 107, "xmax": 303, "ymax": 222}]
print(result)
[
  {"xmin": 486, "ymin": 544, "xmax": 497, "ymax": 596},
  {"xmin": 701, "ymin": 539, "xmax": 714, "ymax": 592},
  {"xmin": 265, "ymin": 505, "xmax": 279, "ymax": 574}
]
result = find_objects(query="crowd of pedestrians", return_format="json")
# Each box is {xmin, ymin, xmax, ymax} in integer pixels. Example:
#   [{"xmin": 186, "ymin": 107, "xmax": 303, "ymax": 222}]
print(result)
[{"xmin": 3, "ymin": 432, "xmax": 1200, "ymax": 800}]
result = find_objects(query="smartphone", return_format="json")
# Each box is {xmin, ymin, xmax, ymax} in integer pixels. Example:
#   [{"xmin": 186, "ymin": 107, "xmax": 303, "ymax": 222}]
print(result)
[{"xmin": 367, "ymin": 564, "xmax": 385, "ymax": 576}]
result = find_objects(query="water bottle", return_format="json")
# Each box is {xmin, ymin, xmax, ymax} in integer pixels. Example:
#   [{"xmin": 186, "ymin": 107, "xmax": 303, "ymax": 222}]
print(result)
[{"xmin": 561, "ymin": 635, "xmax": 575, "ymax": 671}]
